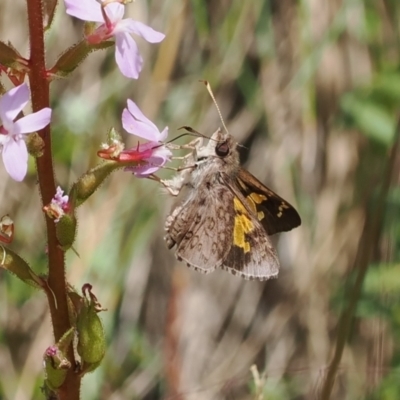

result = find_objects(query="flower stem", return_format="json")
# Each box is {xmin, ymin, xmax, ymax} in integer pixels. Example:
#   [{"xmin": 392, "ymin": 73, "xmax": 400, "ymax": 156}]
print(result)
[{"xmin": 26, "ymin": 0, "xmax": 81, "ymax": 398}]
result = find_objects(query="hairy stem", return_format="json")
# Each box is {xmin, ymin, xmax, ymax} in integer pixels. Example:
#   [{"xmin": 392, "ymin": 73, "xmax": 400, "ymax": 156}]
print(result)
[{"xmin": 26, "ymin": 0, "xmax": 80, "ymax": 398}]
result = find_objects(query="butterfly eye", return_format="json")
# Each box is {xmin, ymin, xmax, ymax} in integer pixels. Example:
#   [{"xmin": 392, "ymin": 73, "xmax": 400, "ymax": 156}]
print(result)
[{"xmin": 215, "ymin": 141, "xmax": 229, "ymax": 157}]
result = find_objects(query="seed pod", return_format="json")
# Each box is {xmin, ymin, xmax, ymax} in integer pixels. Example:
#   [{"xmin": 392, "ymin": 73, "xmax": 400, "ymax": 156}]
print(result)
[{"xmin": 76, "ymin": 284, "xmax": 106, "ymax": 371}]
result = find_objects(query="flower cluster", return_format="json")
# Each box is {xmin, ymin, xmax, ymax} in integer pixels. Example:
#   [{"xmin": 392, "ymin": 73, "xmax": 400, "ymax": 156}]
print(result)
[
  {"xmin": 0, "ymin": 0, "xmax": 175, "ymax": 395},
  {"xmin": 64, "ymin": 0, "xmax": 165, "ymax": 79},
  {"xmin": 0, "ymin": 0, "xmax": 170, "ymax": 182},
  {"xmin": 65, "ymin": 0, "xmax": 171, "ymax": 178}
]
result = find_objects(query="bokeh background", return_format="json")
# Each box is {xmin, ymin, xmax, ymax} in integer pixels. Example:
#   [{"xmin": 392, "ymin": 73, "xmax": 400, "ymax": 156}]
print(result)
[{"xmin": 1, "ymin": 0, "xmax": 400, "ymax": 399}]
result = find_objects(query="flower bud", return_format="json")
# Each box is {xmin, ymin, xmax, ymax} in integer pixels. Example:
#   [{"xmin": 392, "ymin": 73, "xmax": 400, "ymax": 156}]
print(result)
[{"xmin": 44, "ymin": 187, "xmax": 77, "ymax": 250}]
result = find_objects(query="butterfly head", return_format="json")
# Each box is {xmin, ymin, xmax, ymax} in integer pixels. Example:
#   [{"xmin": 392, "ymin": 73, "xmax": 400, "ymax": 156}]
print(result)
[{"xmin": 194, "ymin": 128, "xmax": 238, "ymax": 169}]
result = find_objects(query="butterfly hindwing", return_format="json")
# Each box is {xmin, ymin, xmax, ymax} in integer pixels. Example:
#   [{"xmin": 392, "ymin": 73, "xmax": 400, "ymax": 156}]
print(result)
[{"xmin": 219, "ymin": 172, "xmax": 280, "ymax": 280}]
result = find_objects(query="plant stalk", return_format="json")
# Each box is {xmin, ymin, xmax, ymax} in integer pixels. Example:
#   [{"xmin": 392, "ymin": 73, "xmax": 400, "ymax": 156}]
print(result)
[{"xmin": 26, "ymin": 0, "xmax": 81, "ymax": 398}]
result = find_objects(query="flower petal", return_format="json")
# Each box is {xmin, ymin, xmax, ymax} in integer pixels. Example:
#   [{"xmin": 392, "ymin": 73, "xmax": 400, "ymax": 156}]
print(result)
[
  {"xmin": 64, "ymin": 0, "xmax": 103, "ymax": 22},
  {"xmin": 121, "ymin": 110, "xmax": 159, "ymax": 141},
  {"xmin": 126, "ymin": 99, "xmax": 158, "ymax": 129},
  {"xmin": 14, "ymin": 108, "xmax": 52, "ymax": 135},
  {"xmin": 0, "ymin": 83, "xmax": 30, "ymax": 126},
  {"xmin": 118, "ymin": 20, "xmax": 165, "ymax": 43},
  {"xmin": 159, "ymin": 126, "xmax": 169, "ymax": 141},
  {"xmin": 122, "ymin": 100, "xmax": 161, "ymax": 140},
  {"xmin": 2, "ymin": 139, "xmax": 28, "ymax": 181},
  {"xmin": 104, "ymin": 2, "xmax": 124, "ymax": 24},
  {"xmin": 124, "ymin": 99, "xmax": 160, "ymax": 133},
  {"xmin": 115, "ymin": 32, "xmax": 143, "ymax": 79}
]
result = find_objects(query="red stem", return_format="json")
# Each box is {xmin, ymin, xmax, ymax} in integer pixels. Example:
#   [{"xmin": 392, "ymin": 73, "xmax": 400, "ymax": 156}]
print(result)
[{"xmin": 26, "ymin": 0, "xmax": 80, "ymax": 398}]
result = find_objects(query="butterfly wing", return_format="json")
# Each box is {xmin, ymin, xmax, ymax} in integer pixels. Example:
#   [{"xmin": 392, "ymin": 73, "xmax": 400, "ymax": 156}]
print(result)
[
  {"xmin": 166, "ymin": 174, "xmax": 280, "ymax": 280},
  {"xmin": 219, "ymin": 173, "xmax": 280, "ymax": 280},
  {"xmin": 236, "ymin": 168, "xmax": 301, "ymax": 235},
  {"xmin": 165, "ymin": 184, "xmax": 234, "ymax": 274}
]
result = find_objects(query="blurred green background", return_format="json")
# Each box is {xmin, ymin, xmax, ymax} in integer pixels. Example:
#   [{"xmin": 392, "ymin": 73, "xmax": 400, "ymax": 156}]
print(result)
[{"xmin": 1, "ymin": 0, "xmax": 400, "ymax": 399}]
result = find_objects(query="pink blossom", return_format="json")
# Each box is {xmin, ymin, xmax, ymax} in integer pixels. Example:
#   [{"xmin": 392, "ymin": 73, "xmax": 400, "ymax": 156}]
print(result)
[
  {"xmin": 122, "ymin": 99, "xmax": 171, "ymax": 177},
  {"xmin": 43, "ymin": 187, "xmax": 70, "ymax": 222},
  {"xmin": 64, "ymin": 0, "xmax": 165, "ymax": 79},
  {"xmin": 0, "ymin": 84, "xmax": 52, "ymax": 181}
]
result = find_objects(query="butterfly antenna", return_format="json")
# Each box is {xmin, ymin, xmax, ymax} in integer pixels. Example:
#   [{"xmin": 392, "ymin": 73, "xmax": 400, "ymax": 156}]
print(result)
[
  {"xmin": 178, "ymin": 126, "xmax": 208, "ymax": 138},
  {"xmin": 201, "ymin": 80, "xmax": 229, "ymax": 135},
  {"xmin": 165, "ymin": 128, "xmax": 210, "ymax": 146}
]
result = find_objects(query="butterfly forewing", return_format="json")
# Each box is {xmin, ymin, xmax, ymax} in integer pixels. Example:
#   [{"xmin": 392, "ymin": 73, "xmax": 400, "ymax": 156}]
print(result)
[{"xmin": 236, "ymin": 168, "xmax": 301, "ymax": 235}]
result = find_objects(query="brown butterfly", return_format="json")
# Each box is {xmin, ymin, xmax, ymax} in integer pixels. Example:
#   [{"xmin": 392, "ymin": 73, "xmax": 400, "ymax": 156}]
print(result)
[{"xmin": 162, "ymin": 128, "xmax": 301, "ymax": 280}]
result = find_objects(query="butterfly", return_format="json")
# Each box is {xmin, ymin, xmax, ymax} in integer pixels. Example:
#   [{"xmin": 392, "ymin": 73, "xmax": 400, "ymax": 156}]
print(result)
[{"xmin": 162, "ymin": 128, "xmax": 301, "ymax": 280}]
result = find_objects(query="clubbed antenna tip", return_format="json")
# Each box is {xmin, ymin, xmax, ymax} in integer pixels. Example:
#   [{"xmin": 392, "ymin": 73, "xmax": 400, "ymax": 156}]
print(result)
[{"xmin": 199, "ymin": 80, "xmax": 229, "ymax": 135}]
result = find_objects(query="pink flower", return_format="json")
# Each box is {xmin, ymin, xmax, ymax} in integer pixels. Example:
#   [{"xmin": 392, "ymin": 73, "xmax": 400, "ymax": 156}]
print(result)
[
  {"xmin": 64, "ymin": 0, "xmax": 165, "ymax": 79},
  {"xmin": 0, "ymin": 83, "xmax": 52, "ymax": 181},
  {"xmin": 121, "ymin": 99, "xmax": 171, "ymax": 177},
  {"xmin": 43, "ymin": 187, "xmax": 70, "ymax": 222}
]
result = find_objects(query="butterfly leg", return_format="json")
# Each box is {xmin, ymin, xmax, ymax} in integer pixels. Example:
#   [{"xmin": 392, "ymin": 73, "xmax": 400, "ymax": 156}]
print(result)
[{"xmin": 166, "ymin": 137, "xmax": 203, "ymax": 152}]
